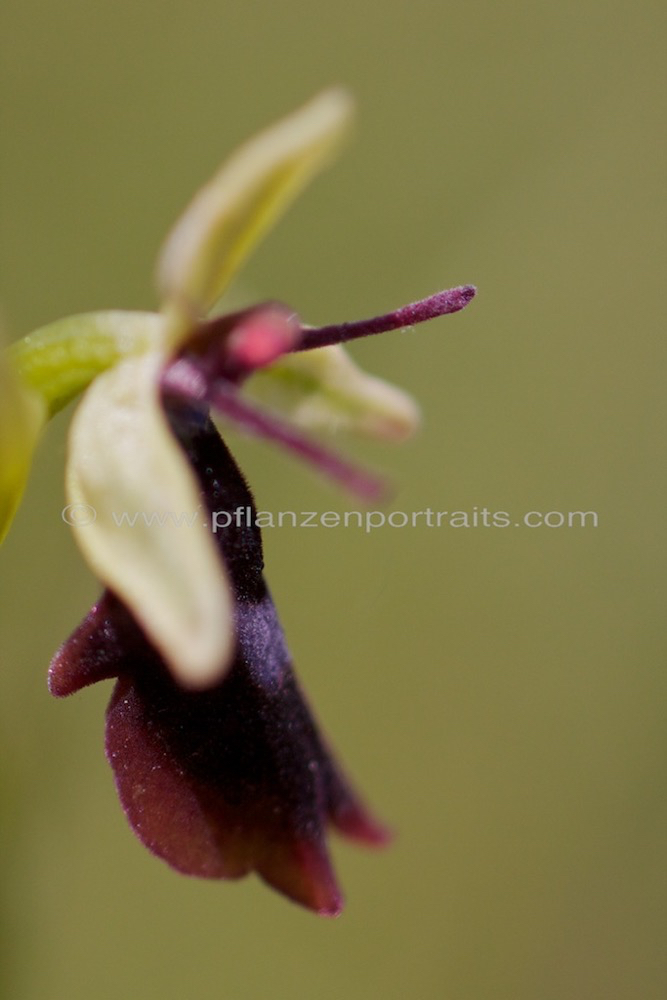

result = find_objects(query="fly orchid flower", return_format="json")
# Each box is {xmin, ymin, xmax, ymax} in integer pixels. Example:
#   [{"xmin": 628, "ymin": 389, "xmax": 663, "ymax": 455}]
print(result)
[{"xmin": 2, "ymin": 89, "xmax": 476, "ymax": 914}]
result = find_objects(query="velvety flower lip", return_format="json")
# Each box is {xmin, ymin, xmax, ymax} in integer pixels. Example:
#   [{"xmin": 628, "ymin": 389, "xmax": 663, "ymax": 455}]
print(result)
[{"xmin": 50, "ymin": 406, "xmax": 388, "ymax": 915}]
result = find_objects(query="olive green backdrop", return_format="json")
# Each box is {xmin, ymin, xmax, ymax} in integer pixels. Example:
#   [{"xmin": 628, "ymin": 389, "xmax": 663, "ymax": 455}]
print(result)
[{"xmin": 1, "ymin": 1, "xmax": 665, "ymax": 998}]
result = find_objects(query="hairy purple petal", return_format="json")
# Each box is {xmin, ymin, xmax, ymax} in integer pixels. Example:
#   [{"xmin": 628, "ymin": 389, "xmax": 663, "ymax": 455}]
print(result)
[
  {"xmin": 298, "ymin": 285, "xmax": 477, "ymax": 350},
  {"xmin": 201, "ymin": 381, "xmax": 387, "ymax": 501}
]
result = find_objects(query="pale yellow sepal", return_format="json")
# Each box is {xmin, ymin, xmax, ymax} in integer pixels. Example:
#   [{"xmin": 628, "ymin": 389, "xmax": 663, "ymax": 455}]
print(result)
[
  {"xmin": 247, "ymin": 345, "xmax": 421, "ymax": 441},
  {"xmin": 0, "ymin": 354, "xmax": 47, "ymax": 543},
  {"xmin": 66, "ymin": 352, "xmax": 233, "ymax": 688},
  {"xmin": 157, "ymin": 88, "xmax": 354, "ymax": 346}
]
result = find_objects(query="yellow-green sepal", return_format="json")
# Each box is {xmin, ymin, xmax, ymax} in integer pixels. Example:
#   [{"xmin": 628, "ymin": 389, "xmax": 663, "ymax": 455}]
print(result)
[
  {"xmin": 9, "ymin": 311, "xmax": 162, "ymax": 417},
  {"xmin": 156, "ymin": 88, "xmax": 354, "ymax": 346},
  {"xmin": 0, "ymin": 351, "xmax": 47, "ymax": 543},
  {"xmin": 246, "ymin": 345, "xmax": 420, "ymax": 442}
]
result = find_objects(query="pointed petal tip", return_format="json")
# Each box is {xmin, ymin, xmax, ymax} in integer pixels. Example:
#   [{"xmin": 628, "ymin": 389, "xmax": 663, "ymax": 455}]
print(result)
[
  {"xmin": 424, "ymin": 283, "xmax": 476, "ymax": 318},
  {"xmin": 48, "ymin": 594, "xmax": 125, "ymax": 697},
  {"xmin": 326, "ymin": 766, "xmax": 394, "ymax": 847},
  {"xmin": 255, "ymin": 835, "xmax": 345, "ymax": 917},
  {"xmin": 317, "ymin": 897, "xmax": 344, "ymax": 918},
  {"xmin": 333, "ymin": 805, "xmax": 393, "ymax": 848},
  {"xmin": 47, "ymin": 650, "xmax": 89, "ymax": 698},
  {"xmin": 47, "ymin": 651, "xmax": 72, "ymax": 698},
  {"xmin": 47, "ymin": 644, "xmax": 89, "ymax": 698}
]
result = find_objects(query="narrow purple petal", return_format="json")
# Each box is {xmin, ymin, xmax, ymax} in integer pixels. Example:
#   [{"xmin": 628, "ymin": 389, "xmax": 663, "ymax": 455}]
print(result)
[
  {"xmin": 205, "ymin": 381, "xmax": 387, "ymax": 501},
  {"xmin": 162, "ymin": 372, "xmax": 388, "ymax": 502},
  {"xmin": 298, "ymin": 284, "xmax": 477, "ymax": 351}
]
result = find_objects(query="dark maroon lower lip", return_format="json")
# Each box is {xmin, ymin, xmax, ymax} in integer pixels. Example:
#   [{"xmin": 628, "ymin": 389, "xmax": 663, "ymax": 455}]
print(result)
[{"xmin": 50, "ymin": 410, "xmax": 389, "ymax": 915}]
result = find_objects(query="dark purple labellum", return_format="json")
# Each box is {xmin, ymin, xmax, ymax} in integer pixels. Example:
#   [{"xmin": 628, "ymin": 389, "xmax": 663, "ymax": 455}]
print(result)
[{"xmin": 50, "ymin": 406, "xmax": 388, "ymax": 915}]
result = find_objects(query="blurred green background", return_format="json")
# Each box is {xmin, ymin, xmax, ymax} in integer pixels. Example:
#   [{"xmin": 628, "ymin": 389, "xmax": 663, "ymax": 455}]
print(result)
[{"xmin": 1, "ymin": 1, "xmax": 665, "ymax": 998}]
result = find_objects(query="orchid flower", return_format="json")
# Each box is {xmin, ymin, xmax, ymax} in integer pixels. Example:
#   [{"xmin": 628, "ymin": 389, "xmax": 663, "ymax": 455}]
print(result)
[{"xmin": 2, "ymin": 89, "xmax": 476, "ymax": 914}]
